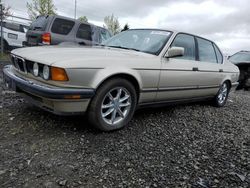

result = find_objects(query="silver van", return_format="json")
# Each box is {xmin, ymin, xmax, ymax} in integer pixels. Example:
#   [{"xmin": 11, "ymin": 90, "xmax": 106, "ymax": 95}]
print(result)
[{"xmin": 25, "ymin": 15, "xmax": 111, "ymax": 46}]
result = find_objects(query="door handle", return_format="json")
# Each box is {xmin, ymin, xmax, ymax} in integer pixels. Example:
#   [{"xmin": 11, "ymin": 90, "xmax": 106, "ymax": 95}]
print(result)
[
  {"xmin": 219, "ymin": 69, "xmax": 223, "ymax": 72},
  {"xmin": 192, "ymin": 67, "xmax": 199, "ymax": 71}
]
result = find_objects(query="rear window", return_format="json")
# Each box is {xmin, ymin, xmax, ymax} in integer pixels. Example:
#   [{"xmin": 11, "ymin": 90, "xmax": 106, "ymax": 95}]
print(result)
[
  {"xmin": 3, "ymin": 22, "xmax": 21, "ymax": 32},
  {"xmin": 51, "ymin": 18, "xmax": 75, "ymax": 35},
  {"xmin": 29, "ymin": 16, "xmax": 49, "ymax": 31}
]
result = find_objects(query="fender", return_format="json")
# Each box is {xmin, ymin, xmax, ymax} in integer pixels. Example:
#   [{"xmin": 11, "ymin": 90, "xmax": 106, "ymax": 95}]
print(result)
[{"xmin": 90, "ymin": 66, "xmax": 143, "ymax": 90}]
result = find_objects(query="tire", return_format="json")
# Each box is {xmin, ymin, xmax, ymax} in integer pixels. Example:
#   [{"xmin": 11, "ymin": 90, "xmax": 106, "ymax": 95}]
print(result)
[
  {"xmin": 213, "ymin": 82, "xmax": 230, "ymax": 107},
  {"xmin": 88, "ymin": 78, "xmax": 137, "ymax": 131}
]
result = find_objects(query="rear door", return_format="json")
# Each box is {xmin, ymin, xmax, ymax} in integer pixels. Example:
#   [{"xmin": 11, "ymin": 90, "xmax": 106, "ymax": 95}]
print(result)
[
  {"xmin": 195, "ymin": 37, "xmax": 223, "ymax": 95},
  {"xmin": 74, "ymin": 23, "xmax": 94, "ymax": 45},
  {"xmin": 49, "ymin": 18, "xmax": 75, "ymax": 44}
]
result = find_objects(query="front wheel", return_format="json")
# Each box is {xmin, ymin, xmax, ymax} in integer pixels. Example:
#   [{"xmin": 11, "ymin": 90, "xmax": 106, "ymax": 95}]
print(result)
[
  {"xmin": 88, "ymin": 78, "xmax": 137, "ymax": 131},
  {"xmin": 213, "ymin": 82, "xmax": 230, "ymax": 107}
]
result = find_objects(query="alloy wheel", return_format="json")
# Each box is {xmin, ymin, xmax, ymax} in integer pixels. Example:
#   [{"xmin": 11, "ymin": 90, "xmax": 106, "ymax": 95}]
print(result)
[
  {"xmin": 101, "ymin": 87, "xmax": 131, "ymax": 125},
  {"xmin": 217, "ymin": 83, "xmax": 228, "ymax": 104}
]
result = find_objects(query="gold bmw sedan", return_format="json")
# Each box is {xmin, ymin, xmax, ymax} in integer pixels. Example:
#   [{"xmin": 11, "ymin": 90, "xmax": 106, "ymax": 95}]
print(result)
[{"xmin": 3, "ymin": 29, "xmax": 239, "ymax": 131}]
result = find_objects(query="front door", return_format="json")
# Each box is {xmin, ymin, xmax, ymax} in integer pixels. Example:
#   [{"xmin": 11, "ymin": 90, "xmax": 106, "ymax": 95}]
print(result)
[{"xmin": 157, "ymin": 33, "xmax": 203, "ymax": 101}]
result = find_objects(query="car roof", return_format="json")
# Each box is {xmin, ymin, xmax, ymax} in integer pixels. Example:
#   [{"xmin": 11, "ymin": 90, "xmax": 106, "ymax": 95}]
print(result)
[
  {"xmin": 238, "ymin": 50, "xmax": 250, "ymax": 53},
  {"xmin": 231, "ymin": 51, "xmax": 250, "ymax": 56},
  {"xmin": 46, "ymin": 14, "xmax": 96, "ymax": 27},
  {"xmin": 127, "ymin": 28, "xmax": 215, "ymax": 42},
  {"xmin": 3, "ymin": 19, "xmax": 30, "ymax": 26}
]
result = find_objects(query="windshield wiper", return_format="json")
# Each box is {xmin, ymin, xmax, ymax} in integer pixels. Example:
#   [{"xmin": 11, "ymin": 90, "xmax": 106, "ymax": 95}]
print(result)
[
  {"xmin": 107, "ymin": 45, "xmax": 140, "ymax": 52},
  {"xmin": 33, "ymin": 26, "xmax": 42, "ymax": 30},
  {"xmin": 93, "ymin": 43, "xmax": 106, "ymax": 47}
]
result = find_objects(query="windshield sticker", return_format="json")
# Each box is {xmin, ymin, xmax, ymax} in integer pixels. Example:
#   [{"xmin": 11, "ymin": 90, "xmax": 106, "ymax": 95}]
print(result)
[{"xmin": 150, "ymin": 31, "xmax": 170, "ymax": 36}]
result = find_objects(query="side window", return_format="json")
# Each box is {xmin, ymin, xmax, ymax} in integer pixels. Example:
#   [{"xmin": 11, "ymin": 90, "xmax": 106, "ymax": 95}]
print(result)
[
  {"xmin": 19, "ymin": 25, "xmax": 25, "ymax": 33},
  {"xmin": 51, "ymin": 18, "xmax": 75, "ymax": 35},
  {"xmin": 76, "ymin": 24, "xmax": 92, "ymax": 40},
  {"xmin": 213, "ymin": 44, "xmax": 223, "ymax": 64},
  {"xmin": 171, "ymin": 34, "xmax": 196, "ymax": 60},
  {"xmin": 197, "ymin": 38, "xmax": 217, "ymax": 63},
  {"xmin": 100, "ymin": 29, "xmax": 111, "ymax": 42},
  {"xmin": 4, "ymin": 22, "xmax": 21, "ymax": 32}
]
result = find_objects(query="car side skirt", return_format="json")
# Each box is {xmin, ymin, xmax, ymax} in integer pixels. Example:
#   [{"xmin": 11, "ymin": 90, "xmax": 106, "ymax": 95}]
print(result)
[{"xmin": 137, "ymin": 96, "xmax": 214, "ymax": 109}]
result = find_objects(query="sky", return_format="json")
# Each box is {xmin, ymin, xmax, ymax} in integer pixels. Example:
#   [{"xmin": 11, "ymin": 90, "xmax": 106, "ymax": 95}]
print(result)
[{"xmin": 3, "ymin": 0, "xmax": 250, "ymax": 54}]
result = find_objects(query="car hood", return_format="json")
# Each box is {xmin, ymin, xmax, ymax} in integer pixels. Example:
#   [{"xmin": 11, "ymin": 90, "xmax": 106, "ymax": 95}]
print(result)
[{"xmin": 12, "ymin": 45, "xmax": 156, "ymax": 68}]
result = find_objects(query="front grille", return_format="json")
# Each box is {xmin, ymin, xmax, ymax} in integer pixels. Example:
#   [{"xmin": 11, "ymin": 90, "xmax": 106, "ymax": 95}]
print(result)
[
  {"xmin": 26, "ymin": 60, "xmax": 36, "ymax": 73},
  {"xmin": 11, "ymin": 54, "xmax": 34, "ymax": 74}
]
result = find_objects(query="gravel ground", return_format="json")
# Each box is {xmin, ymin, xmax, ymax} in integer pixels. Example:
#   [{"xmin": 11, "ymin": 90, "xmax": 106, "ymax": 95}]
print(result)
[{"xmin": 0, "ymin": 61, "xmax": 249, "ymax": 188}]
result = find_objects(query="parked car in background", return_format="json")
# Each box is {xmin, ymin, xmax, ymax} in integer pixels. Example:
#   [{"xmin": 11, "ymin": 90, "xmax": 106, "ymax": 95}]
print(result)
[
  {"xmin": 3, "ymin": 29, "xmax": 239, "ymax": 131},
  {"xmin": 25, "ymin": 15, "xmax": 111, "ymax": 46},
  {"xmin": 0, "ymin": 20, "xmax": 29, "ymax": 51},
  {"xmin": 228, "ymin": 51, "xmax": 250, "ymax": 90}
]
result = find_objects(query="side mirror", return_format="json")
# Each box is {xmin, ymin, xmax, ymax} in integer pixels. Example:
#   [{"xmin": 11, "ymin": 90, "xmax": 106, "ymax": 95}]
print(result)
[{"xmin": 165, "ymin": 47, "xmax": 184, "ymax": 58}]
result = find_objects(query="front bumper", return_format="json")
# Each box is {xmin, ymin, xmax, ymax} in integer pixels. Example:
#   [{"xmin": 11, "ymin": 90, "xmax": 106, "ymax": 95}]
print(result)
[{"xmin": 3, "ymin": 65, "xmax": 95, "ymax": 115}]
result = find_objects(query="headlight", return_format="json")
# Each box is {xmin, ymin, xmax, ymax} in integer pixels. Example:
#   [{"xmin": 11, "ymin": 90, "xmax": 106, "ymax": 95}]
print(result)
[
  {"xmin": 33, "ymin": 63, "xmax": 39, "ymax": 77},
  {"xmin": 43, "ymin": 65, "xmax": 50, "ymax": 80}
]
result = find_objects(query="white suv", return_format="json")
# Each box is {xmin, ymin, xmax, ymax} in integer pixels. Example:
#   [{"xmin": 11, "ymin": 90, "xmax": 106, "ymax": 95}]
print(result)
[{"xmin": 0, "ymin": 20, "xmax": 29, "ymax": 51}]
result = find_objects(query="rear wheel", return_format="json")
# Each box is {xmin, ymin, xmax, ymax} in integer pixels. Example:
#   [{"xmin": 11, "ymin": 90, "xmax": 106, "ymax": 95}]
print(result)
[
  {"xmin": 88, "ymin": 78, "xmax": 137, "ymax": 131},
  {"xmin": 213, "ymin": 82, "xmax": 230, "ymax": 107}
]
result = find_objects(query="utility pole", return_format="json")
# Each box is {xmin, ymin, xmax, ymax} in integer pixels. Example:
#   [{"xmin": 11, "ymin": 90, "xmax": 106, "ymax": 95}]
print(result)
[
  {"xmin": 47, "ymin": 1, "xmax": 49, "ymax": 15},
  {"xmin": 74, "ymin": 0, "xmax": 77, "ymax": 19},
  {"xmin": 0, "ymin": 0, "xmax": 4, "ymax": 56}
]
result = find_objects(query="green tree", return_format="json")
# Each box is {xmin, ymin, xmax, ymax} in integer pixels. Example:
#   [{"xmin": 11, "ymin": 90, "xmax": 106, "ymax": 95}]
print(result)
[
  {"xmin": 121, "ymin": 23, "xmax": 129, "ymax": 32},
  {"xmin": 104, "ymin": 14, "xmax": 120, "ymax": 35},
  {"xmin": 27, "ymin": 0, "xmax": 57, "ymax": 20},
  {"xmin": 78, "ymin": 16, "xmax": 88, "ymax": 22}
]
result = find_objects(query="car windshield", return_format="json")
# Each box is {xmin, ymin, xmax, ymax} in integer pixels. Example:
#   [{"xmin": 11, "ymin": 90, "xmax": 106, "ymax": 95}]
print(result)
[
  {"xmin": 229, "ymin": 52, "xmax": 250, "ymax": 63},
  {"xmin": 102, "ymin": 29, "xmax": 172, "ymax": 55},
  {"xmin": 29, "ymin": 16, "xmax": 49, "ymax": 31}
]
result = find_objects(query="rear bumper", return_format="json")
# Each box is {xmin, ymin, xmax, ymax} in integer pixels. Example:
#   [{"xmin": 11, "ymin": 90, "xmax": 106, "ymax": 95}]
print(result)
[
  {"xmin": 3, "ymin": 65, "xmax": 95, "ymax": 115},
  {"xmin": 23, "ymin": 41, "xmax": 45, "ymax": 47}
]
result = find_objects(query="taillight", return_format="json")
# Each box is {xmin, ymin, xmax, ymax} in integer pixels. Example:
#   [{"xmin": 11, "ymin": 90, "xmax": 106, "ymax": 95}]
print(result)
[{"xmin": 42, "ymin": 32, "xmax": 51, "ymax": 45}]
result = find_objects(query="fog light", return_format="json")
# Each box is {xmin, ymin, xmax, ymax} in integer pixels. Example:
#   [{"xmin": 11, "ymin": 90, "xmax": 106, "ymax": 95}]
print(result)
[
  {"xmin": 43, "ymin": 65, "xmax": 50, "ymax": 80},
  {"xmin": 33, "ymin": 63, "xmax": 39, "ymax": 76}
]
